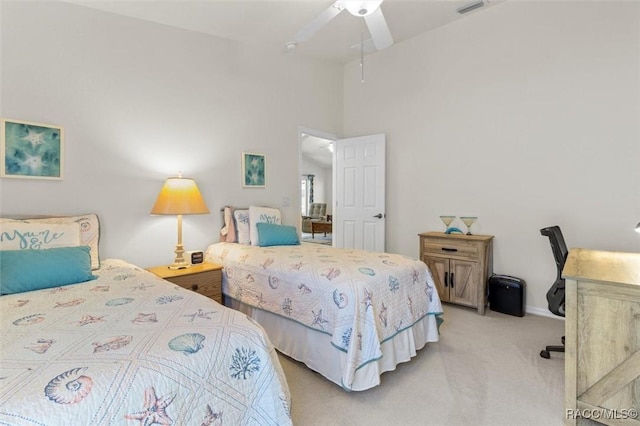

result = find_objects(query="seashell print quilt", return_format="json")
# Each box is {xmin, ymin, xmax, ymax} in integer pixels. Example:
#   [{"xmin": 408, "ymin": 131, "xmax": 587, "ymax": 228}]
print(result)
[
  {"xmin": 0, "ymin": 259, "xmax": 291, "ymax": 425},
  {"xmin": 205, "ymin": 242, "xmax": 444, "ymax": 390}
]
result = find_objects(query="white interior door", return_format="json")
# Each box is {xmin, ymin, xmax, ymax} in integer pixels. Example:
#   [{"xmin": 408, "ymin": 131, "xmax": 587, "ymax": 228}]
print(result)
[{"xmin": 334, "ymin": 133, "xmax": 386, "ymax": 252}]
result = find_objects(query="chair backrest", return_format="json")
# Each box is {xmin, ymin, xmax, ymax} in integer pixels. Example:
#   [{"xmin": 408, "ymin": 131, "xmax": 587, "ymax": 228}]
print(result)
[
  {"xmin": 540, "ymin": 225, "xmax": 568, "ymax": 316},
  {"xmin": 308, "ymin": 203, "xmax": 327, "ymax": 219}
]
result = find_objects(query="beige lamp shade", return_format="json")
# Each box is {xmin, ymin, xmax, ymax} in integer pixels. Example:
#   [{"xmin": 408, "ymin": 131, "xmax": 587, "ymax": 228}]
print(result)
[
  {"xmin": 151, "ymin": 176, "xmax": 209, "ymax": 269},
  {"xmin": 150, "ymin": 177, "xmax": 210, "ymax": 215}
]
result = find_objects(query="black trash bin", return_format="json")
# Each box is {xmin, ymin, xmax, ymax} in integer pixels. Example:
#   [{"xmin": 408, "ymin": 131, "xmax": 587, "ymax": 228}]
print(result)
[{"xmin": 488, "ymin": 275, "xmax": 526, "ymax": 317}]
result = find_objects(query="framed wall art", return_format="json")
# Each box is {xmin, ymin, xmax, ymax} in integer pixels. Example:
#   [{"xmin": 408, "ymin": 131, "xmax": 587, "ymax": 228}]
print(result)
[
  {"xmin": 242, "ymin": 152, "xmax": 265, "ymax": 188},
  {"xmin": 1, "ymin": 118, "xmax": 64, "ymax": 180}
]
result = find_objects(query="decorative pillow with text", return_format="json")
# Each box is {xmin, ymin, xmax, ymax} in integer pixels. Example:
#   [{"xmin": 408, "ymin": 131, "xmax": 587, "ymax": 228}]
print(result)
[
  {"xmin": 0, "ymin": 214, "xmax": 101, "ymax": 269},
  {"xmin": 249, "ymin": 206, "xmax": 282, "ymax": 246},
  {"xmin": 0, "ymin": 222, "xmax": 80, "ymax": 251}
]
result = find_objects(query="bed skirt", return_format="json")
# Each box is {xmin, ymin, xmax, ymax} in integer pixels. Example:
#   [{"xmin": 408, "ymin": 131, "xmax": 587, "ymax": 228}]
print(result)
[{"xmin": 226, "ymin": 297, "xmax": 440, "ymax": 391}]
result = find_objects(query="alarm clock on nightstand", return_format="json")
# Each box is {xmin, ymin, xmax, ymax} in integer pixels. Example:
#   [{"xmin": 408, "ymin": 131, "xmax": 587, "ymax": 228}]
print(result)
[{"xmin": 185, "ymin": 250, "xmax": 204, "ymax": 265}]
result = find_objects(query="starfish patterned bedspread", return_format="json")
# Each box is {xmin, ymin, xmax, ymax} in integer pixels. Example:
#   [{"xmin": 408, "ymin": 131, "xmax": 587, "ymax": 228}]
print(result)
[
  {"xmin": 0, "ymin": 259, "xmax": 291, "ymax": 426},
  {"xmin": 205, "ymin": 242, "xmax": 443, "ymax": 390}
]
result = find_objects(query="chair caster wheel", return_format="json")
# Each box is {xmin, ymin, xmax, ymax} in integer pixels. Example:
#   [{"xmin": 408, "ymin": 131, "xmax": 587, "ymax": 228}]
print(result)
[{"xmin": 540, "ymin": 350, "xmax": 550, "ymax": 359}]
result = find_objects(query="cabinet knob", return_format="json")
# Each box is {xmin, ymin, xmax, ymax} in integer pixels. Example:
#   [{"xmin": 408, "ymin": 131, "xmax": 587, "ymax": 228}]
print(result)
[
  {"xmin": 444, "ymin": 272, "xmax": 449, "ymax": 287},
  {"xmin": 442, "ymin": 247, "xmax": 458, "ymax": 252},
  {"xmin": 451, "ymin": 273, "xmax": 455, "ymax": 288},
  {"xmin": 191, "ymin": 284, "xmax": 199, "ymax": 292}
]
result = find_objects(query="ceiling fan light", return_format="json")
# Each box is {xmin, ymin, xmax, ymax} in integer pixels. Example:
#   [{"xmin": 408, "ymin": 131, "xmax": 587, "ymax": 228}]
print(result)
[{"xmin": 341, "ymin": 1, "xmax": 383, "ymax": 17}]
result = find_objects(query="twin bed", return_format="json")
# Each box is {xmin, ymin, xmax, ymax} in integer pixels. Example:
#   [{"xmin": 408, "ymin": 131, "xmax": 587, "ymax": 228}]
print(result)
[
  {"xmin": 0, "ymin": 215, "xmax": 291, "ymax": 425},
  {"xmin": 208, "ymin": 206, "xmax": 444, "ymax": 391},
  {"xmin": 205, "ymin": 242, "xmax": 443, "ymax": 391},
  {"xmin": 0, "ymin": 208, "xmax": 443, "ymax": 424}
]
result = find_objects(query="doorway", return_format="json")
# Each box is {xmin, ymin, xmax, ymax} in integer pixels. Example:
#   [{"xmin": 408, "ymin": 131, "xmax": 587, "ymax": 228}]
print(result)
[
  {"xmin": 299, "ymin": 128, "xmax": 387, "ymax": 251},
  {"xmin": 299, "ymin": 128, "xmax": 335, "ymax": 245}
]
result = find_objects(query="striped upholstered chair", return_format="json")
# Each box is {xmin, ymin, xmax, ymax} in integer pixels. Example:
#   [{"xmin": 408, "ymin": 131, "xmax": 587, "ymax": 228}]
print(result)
[{"xmin": 302, "ymin": 203, "xmax": 327, "ymax": 233}]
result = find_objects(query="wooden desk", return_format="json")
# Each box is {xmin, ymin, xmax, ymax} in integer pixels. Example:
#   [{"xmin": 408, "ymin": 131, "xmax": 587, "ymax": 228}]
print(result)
[
  {"xmin": 311, "ymin": 221, "xmax": 332, "ymax": 238},
  {"xmin": 563, "ymin": 249, "xmax": 640, "ymax": 425}
]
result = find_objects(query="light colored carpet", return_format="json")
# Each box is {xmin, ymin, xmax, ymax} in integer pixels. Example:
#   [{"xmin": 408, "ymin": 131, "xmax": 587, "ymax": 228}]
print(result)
[
  {"xmin": 278, "ymin": 304, "xmax": 565, "ymax": 426},
  {"xmin": 301, "ymin": 232, "xmax": 332, "ymax": 245}
]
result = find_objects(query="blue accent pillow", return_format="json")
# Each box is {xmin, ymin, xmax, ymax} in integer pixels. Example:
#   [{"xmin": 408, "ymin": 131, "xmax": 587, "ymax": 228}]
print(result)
[
  {"xmin": 256, "ymin": 223, "xmax": 300, "ymax": 247},
  {"xmin": 0, "ymin": 246, "xmax": 97, "ymax": 295}
]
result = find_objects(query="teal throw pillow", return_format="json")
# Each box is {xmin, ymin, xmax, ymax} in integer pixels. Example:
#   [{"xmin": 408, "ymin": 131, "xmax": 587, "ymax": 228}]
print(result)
[
  {"xmin": 256, "ymin": 223, "xmax": 300, "ymax": 247},
  {"xmin": 0, "ymin": 246, "xmax": 97, "ymax": 295}
]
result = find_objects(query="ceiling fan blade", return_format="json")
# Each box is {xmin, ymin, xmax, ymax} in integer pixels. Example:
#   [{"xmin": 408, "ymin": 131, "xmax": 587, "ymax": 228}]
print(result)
[
  {"xmin": 294, "ymin": 4, "xmax": 343, "ymax": 43},
  {"xmin": 364, "ymin": 7, "xmax": 393, "ymax": 50}
]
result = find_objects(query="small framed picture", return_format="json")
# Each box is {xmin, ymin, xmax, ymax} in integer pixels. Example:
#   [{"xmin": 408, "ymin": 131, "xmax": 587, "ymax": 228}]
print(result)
[
  {"xmin": 242, "ymin": 152, "xmax": 265, "ymax": 188},
  {"xmin": 1, "ymin": 118, "xmax": 64, "ymax": 180}
]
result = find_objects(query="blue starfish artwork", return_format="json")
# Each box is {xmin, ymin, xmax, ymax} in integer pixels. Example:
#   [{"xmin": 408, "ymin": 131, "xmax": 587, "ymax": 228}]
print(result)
[{"xmin": 3, "ymin": 120, "xmax": 62, "ymax": 178}]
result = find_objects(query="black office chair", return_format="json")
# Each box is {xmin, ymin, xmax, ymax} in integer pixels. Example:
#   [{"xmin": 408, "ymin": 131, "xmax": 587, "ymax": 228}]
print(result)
[{"xmin": 539, "ymin": 225, "xmax": 568, "ymax": 359}]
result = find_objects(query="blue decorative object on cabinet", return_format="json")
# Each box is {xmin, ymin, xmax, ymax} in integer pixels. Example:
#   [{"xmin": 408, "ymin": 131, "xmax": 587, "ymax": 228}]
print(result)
[{"xmin": 445, "ymin": 227, "xmax": 463, "ymax": 234}]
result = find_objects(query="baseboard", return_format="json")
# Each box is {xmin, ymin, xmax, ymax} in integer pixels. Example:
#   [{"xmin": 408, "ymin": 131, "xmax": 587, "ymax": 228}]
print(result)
[{"xmin": 526, "ymin": 306, "xmax": 564, "ymax": 319}]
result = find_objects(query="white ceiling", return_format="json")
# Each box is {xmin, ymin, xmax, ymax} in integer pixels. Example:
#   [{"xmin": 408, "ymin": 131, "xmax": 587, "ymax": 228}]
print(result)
[
  {"xmin": 65, "ymin": 0, "xmax": 504, "ymax": 64},
  {"xmin": 301, "ymin": 134, "xmax": 333, "ymax": 168}
]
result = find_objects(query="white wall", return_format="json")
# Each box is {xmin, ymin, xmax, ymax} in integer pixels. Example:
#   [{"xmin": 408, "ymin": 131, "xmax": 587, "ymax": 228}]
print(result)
[
  {"xmin": 0, "ymin": 1, "xmax": 343, "ymax": 267},
  {"xmin": 2, "ymin": 1, "xmax": 638, "ymax": 314},
  {"xmin": 343, "ymin": 1, "xmax": 640, "ymax": 313}
]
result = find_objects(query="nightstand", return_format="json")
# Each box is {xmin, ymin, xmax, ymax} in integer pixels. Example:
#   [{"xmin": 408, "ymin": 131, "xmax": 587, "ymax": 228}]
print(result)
[
  {"xmin": 146, "ymin": 262, "xmax": 223, "ymax": 304},
  {"xmin": 419, "ymin": 232, "xmax": 493, "ymax": 315}
]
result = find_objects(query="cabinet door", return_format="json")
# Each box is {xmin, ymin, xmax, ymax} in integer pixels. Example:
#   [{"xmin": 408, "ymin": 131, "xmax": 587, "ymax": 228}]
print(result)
[
  {"xmin": 449, "ymin": 259, "xmax": 478, "ymax": 308},
  {"xmin": 423, "ymin": 256, "xmax": 450, "ymax": 302}
]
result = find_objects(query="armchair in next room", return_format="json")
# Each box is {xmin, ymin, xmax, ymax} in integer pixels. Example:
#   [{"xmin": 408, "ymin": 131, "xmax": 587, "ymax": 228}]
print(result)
[{"xmin": 302, "ymin": 203, "xmax": 327, "ymax": 233}]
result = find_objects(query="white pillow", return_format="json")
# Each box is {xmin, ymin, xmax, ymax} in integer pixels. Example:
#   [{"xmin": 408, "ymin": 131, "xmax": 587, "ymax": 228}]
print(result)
[
  {"xmin": 249, "ymin": 206, "xmax": 281, "ymax": 246},
  {"xmin": 0, "ymin": 214, "xmax": 101, "ymax": 269},
  {"xmin": 233, "ymin": 209, "xmax": 251, "ymax": 245},
  {"xmin": 0, "ymin": 222, "xmax": 80, "ymax": 250}
]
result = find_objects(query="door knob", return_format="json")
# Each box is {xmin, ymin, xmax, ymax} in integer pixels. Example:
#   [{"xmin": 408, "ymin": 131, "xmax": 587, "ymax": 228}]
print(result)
[{"xmin": 373, "ymin": 213, "xmax": 384, "ymax": 219}]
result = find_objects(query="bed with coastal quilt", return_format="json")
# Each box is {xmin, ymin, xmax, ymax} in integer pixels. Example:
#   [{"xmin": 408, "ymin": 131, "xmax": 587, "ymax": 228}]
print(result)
[
  {"xmin": 0, "ymin": 215, "xmax": 291, "ymax": 425},
  {"xmin": 207, "ymin": 206, "xmax": 444, "ymax": 391}
]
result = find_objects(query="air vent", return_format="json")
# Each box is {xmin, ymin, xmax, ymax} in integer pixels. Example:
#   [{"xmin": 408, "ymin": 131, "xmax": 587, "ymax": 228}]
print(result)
[{"xmin": 457, "ymin": 0, "xmax": 485, "ymax": 14}]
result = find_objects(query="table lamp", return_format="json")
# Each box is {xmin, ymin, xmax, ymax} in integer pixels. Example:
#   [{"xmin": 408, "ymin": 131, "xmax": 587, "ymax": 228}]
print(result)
[{"xmin": 151, "ymin": 174, "xmax": 210, "ymax": 269}]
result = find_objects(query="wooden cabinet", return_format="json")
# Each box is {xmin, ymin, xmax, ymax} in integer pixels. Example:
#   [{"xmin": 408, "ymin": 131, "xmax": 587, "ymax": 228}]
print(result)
[
  {"xmin": 146, "ymin": 262, "xmax": 223, "ymax": 304},
  {"xmin": 419, "ymin": 232, "xmax": 493, "ymax": 314},
  {"xmin": 563, "ymin": 249, "xmax": 640, "ymax": 425}
]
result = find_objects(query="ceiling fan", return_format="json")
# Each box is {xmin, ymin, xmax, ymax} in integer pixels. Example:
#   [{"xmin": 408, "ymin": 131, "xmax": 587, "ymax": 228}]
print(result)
[{"xmin": 292, "ymin": 1, "xmax": 394, "ymax": 52}]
